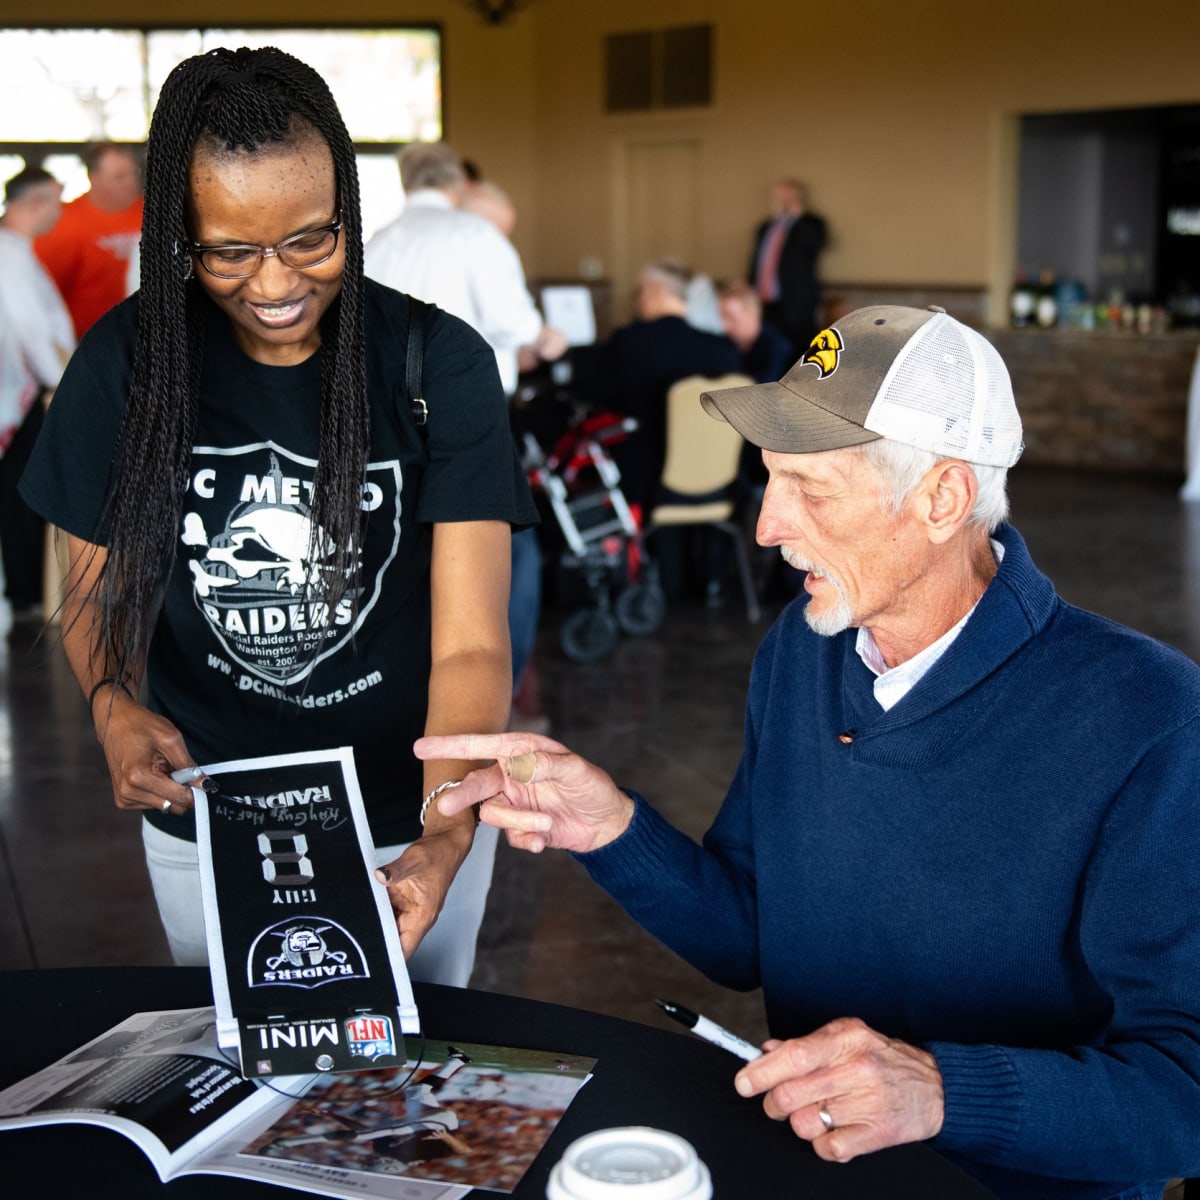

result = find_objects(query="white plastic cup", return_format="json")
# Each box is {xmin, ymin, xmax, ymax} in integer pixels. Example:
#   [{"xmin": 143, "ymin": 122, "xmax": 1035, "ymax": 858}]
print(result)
[{"xmin": 546, "ymin": 1127, "xmax": 712, "ymax": 1200}]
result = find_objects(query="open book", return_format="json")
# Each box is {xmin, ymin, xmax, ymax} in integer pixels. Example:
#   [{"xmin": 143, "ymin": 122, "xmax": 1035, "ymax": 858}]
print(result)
[{"xmin": 0, "ymin": 1006, "xmax": 595, "ymax": 1198}]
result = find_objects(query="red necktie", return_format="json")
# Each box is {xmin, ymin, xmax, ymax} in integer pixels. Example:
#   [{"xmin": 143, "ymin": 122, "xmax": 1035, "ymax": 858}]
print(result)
[{"xmin": 756, "ymin": 218, "xmax": 789, "ymax": 302}]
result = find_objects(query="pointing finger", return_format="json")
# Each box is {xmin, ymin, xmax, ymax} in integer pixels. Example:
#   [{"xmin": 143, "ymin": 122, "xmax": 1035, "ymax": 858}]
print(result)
[{"xmin": 415, "ymin": 731, "xmax": 567, "ymax": 765}]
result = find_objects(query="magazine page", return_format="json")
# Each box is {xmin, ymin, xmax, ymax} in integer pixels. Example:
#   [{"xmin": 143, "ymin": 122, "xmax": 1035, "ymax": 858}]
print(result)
[
  {"xmin": 0, "ymin": 1007, "xmax": 284, "ymax": 1178},
  {"xmin": 197, "ymin": 1038, "xmax": 597, "ymax": 1197}
]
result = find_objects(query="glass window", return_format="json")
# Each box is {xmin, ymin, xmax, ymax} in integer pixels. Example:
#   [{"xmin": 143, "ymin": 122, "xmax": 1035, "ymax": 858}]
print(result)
[
  {"xmin": 0, "ymin": 26, "xmax": 438, "ymax": 244},
  {"xmin": 0, "ymin": 25, "xmax": 441, "ymax": 143},
  {"xmin": 0, "ymin": 30, "xmax": 147, "ymax": 141}
]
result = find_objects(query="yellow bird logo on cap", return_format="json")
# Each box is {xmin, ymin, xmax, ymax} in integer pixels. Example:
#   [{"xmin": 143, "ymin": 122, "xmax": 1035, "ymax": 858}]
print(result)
[{"xmin": 803, "ymin": 326, "xmax": 843, "ymax": 378}]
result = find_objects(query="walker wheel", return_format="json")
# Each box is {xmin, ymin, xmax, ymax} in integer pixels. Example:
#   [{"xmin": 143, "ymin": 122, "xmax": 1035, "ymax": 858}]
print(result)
[
  {"xmin": 561, "ymin": 607, "xmax": 620, "ymax": 664},
  {"xmin": 615, "ymin": 582, "xmax": 666, "ymax": 636}
]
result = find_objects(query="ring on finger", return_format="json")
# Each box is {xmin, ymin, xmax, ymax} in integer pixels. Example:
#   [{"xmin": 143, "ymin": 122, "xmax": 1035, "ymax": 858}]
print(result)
[
  {"xmin": 817, "ymin": 1102, "xmax": 835, "ymax": 1133},
  {"xmin": 162, "ymin": 799, "xmax": 173, "ymax": 813}
]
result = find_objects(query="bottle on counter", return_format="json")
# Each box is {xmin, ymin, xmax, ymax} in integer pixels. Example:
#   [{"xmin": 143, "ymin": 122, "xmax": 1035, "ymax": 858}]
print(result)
[
  {"xmin": 1010, "ymin": 271, "xmax": 1036, "ymax": 328},
  {"xmin": 1035, "ymin": 269, "xmax": 1058, "ymax": 328}
]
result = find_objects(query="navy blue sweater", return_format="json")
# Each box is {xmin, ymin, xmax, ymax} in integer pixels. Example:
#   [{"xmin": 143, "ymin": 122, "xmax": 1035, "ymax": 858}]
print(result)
[{"xmin": 582, "ymin": 524, "xmax": 1200, "ymax": 1198}]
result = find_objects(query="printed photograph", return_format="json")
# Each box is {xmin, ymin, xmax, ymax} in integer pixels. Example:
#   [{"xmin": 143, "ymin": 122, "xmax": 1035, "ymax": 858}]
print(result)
[{"xmin": 239, "ymin": 1040, "xmax": 595, "ymax": 1192}]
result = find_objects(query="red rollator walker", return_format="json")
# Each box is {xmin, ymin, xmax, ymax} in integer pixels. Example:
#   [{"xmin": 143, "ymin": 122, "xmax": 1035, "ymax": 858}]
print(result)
[{"xmin": 524, "ymin": 412, "xmax": 666, "ymax": 663}]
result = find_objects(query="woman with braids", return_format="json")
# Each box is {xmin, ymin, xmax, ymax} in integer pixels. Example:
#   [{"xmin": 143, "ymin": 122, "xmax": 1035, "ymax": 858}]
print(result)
[{"xmin": 19, "ymin": 47, "xmax": 534, "ymax": 985}]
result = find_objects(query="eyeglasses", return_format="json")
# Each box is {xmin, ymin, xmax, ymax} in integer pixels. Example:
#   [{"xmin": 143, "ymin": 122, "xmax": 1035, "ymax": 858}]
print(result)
[{"xmin": 186, "ymin": 217, "xmax": 343, "ymax": 279}]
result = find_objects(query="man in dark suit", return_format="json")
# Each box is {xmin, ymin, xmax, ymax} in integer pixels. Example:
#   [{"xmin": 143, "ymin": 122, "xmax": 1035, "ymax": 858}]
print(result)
[
  {"xmin": 748, "ymin": 178, "xmax": 827, "ymax": 355},
  {"xmin": 570, "ymin": 258, "xmax": 742, "ymax": 513}
]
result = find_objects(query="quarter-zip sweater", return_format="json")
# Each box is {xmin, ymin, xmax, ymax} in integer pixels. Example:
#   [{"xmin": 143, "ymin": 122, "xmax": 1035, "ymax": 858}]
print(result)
[{"xmin": 580, "ymin": 523, "xmax": 1200, "ymax": 1199}]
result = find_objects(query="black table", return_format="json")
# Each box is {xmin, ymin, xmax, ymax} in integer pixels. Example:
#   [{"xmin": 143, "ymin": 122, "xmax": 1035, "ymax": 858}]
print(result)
[{"xmin": 2, "ymin": 968, "xmax": 996, "ymax": 1198}]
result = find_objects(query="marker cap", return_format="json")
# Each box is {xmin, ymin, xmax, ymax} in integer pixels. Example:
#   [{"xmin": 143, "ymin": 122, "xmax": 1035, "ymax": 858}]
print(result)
[{"xmin": 546, "ymin": 1127, "xmax": 712, "ymax": 1200}]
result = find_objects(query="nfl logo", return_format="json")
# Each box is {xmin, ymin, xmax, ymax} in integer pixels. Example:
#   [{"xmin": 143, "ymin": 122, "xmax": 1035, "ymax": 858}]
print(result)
[{"xmin": 345, "ymin": 1014, "xmax": 396, "ymax": 1061}]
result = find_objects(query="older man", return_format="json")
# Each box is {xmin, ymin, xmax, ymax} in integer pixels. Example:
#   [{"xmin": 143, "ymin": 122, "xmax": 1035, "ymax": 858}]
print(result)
[
  {"xmin": 418, "ymin": 306, "xmax": 1200, "ymax": 1199},
  {"xmin": 570, "ymin": 258, "xmax": 741, "ymax": 511},
  {"xmin": 364, "ymin": 142, "xmax": 563, "ymax": 396}
]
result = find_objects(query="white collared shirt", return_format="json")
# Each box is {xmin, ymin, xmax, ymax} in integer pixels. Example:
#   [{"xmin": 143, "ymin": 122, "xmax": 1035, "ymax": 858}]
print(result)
[
  {"xmin": 856, "ymin": 539, "xmax": 1005, "ymax": 711},
  {"xmin": 363, "ymin": 190, "xmax": 543, "ymax": 394}
]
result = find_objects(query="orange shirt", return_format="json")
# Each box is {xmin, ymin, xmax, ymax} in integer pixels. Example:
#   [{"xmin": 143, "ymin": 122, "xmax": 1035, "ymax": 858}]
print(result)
[{"xmin": 34, "ymin": 193, "xmax": 143, "ymax": 338}]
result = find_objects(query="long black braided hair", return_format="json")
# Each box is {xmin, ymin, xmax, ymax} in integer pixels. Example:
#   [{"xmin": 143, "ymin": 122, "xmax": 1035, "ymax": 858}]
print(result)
[{"xmin": 92, "ymin": 46, "xmax": 367, "ymax": 687}]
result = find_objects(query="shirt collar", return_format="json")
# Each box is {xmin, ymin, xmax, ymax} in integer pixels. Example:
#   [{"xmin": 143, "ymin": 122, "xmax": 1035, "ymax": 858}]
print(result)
[
  {"xmin": 855, "ymin": 538, "xmax": 1005, "ymax": 711},
  {"xmin": 405, "ymin": 189, "xmax": 455, "ymax": 210}
]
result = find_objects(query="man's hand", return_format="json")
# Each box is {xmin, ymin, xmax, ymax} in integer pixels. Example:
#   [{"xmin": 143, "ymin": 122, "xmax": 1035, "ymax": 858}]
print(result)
[
  {"xmin": 733, "ymin": 1017, "xmax": 944, "ymax": 1163},
  {"xmin": 414, "ymin": 732, "xmax": 634, "ymax": 854},
  {"xmin": 534, "ymin": 324, "xmax": 569, "ymax": 362}
]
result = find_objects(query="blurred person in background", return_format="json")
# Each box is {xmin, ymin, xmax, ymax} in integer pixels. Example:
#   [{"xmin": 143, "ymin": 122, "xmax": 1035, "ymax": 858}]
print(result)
[
  {"xmin": 571, "ymin": 257, "xmax": 741, "ymax": 514},
  {"xmin": 748, "ymin": 177, "xmax": 827, "ymax": 355},
  {"xmin": 0, "ymin": 166, "xmax": 75, "ymax": 620},
  {"xmin": 371, "ymin": 153, "xmax": 563, "ymax": 732},
  {"xmin": 365, "ymin": 143, "xmax": 565, "ymax": 397},
  {"xmin": 718, "ymin": 280, "xmax": 794, "ymax": 385},
  {"xmin": 35, "ymin": 142, "xmax": 143, "ymax": 338}
]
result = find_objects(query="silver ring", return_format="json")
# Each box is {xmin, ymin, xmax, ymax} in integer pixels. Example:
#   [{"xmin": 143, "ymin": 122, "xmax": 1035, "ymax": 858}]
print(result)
[
  {"xmin": 162, "ymin": 799, "xmax": 173, "ymax": 813},
  {"xmin": 817, "ymin": 1102, "xmax": 835, "ymax": 1133}
]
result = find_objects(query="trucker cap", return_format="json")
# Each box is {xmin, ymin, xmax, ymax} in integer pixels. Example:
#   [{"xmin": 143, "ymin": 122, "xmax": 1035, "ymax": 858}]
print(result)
[{"xmin": 700, "ymin": 305, "xmax": 1023, "ymax": 468}]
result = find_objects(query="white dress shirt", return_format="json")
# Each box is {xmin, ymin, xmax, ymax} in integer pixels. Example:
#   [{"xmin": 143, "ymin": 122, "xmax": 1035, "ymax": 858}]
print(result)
[
  {"xmin": 856, "ymin": 539, "xmax": 1005, "ymax": 710},
  {"xmin": 364, "ymin": 190, "xmax": 543, "ymax": 395},
  {"xmin": 0, "ymin": 227, "xmax": 75, "ymax": 448}
]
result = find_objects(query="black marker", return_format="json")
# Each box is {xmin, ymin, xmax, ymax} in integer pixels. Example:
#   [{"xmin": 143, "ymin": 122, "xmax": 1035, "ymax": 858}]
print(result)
[{"xmin": 655, "ymin": 998, "xmax": 762, "ymax": 1062}]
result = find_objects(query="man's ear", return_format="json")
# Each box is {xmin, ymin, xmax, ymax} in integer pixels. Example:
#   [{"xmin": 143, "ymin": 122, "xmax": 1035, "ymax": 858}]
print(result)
[{"xmin": 920, "ymin": 460, "xmax": 978, "ymax": 544}]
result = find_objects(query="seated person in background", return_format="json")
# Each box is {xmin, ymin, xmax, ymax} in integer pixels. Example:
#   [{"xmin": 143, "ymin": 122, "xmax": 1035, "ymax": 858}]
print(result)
[
  {"xmin": 717, "ymin": 280, "xmax": 794, "ymax": 385},
  {"xmin": 718, "ymin": 278, "xmax": 794, "ymax": 504},
  {"xmin": 417, "ymin": 306, "xmax": 1200, "ymax": 1200},
  {"xmin": 570, "ymin": 257, "xmax": 741, "ymax": 513}
]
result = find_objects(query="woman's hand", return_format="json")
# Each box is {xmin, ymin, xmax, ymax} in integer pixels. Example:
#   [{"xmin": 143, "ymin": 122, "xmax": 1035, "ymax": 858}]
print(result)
[
  {"xmin": 93, "ymin": 688, "xmax": 200, "ymax": 815},
  {"xmin": 414, "ymin": 732, "xmax": 635, "ymax": 855},
  {"xmin": 375, "ymin": 817, "xmax": 474, "ymax": 959}
]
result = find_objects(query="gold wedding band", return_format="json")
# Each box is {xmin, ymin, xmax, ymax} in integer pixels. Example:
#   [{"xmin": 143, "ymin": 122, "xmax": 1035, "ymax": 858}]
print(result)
[
  {"xmin": 508, "ymin": 752, "xmax": 537, "ymax": 784},
  {"xmin": 817, "ymin": 1102, "xmax": 835, "ymax": 1132}
]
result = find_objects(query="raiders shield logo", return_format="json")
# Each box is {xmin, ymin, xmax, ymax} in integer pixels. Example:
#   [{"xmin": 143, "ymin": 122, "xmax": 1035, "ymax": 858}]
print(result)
[
  {"xmin": 248, "ymin": 917, "xmax": 372, "ymax": 989},
  {"xmin": 182, "ymin": 442, "xmax": 401, "ymax": 687}
]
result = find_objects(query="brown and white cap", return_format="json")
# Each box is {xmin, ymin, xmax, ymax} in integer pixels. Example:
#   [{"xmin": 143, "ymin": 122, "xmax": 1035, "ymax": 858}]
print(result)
[{"xmin": 701, "ymin": 305, "xmax": 1023, "ymax": 468}]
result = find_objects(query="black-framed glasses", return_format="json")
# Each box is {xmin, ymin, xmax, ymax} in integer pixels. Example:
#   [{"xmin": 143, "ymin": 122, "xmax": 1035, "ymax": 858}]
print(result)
[{"xmin": 186, "ymin": 217, "xmax": 343, "ymax": 279}]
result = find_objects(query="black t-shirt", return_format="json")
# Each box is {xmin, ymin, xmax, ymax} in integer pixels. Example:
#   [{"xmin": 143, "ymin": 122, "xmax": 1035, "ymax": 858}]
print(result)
[{"xmin": 22, "ymin": 279, "xmax": 537, "ymax": 845}]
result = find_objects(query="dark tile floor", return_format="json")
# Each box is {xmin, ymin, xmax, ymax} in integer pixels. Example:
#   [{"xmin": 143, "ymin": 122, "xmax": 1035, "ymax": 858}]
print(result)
[{"xmin": 3, "ymin": 466, "xmax": 1199, "ymax": 1052}]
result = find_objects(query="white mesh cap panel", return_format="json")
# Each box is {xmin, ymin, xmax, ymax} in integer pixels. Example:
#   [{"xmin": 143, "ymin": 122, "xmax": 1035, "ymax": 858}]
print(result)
[{"xmin": 862, "ymin": 314, "xmax": 1023, "ymax": 466}]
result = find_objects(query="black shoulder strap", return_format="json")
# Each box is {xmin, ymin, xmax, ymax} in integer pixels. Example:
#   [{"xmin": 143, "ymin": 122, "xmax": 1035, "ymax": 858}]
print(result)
[{"xmin": 406, "ymin": 297, "xmax": 429, "ymax": 427}]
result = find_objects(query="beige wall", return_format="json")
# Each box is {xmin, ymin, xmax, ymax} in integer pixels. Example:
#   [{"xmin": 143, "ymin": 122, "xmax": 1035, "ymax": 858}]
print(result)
[
  {"xmin": 527, "ymin": 0, "xmax": 1200, "ymax": 321},
  {"xmin": 3, "ymin": 0, "xmax": 1198, "ymax": 323}
]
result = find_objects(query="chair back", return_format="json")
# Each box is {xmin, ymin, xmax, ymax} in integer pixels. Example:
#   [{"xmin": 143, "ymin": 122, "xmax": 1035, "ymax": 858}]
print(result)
[
  {"xmin": 653, "ymin": 373, "xmax": 753, "ymax": 521},
  {"xmin": 647, "ymin": 373, "xmax": 763, "ymax": 621}
]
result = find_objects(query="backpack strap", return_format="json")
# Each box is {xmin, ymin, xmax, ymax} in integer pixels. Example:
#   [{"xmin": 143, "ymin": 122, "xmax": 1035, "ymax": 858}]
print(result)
[{"xmin": 406, "ymin": 296, "xmax": 429, "ymax": 427}]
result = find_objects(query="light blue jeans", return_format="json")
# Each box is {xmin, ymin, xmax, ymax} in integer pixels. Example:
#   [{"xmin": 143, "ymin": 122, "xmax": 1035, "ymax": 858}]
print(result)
[{"xmin": 143, "ymin": 818, "xmax": 499, "ymax": 987}]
